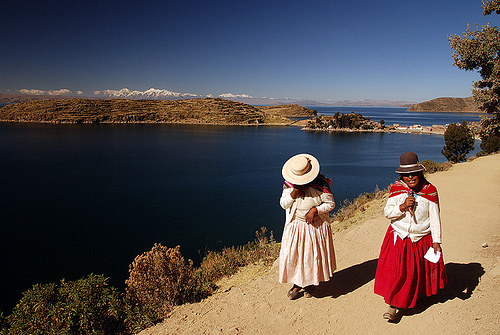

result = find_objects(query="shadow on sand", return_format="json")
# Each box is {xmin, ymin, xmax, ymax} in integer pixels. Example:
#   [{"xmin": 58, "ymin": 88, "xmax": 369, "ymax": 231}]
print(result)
[
  {"xmin": 391, "ymin": 262, "xmax": 485, "ymax": 323},
  {"xmin": 311, "ymin": 260, "xmax": 484, "ymax": 324},
  {"xmin": 314, "ymin": 258, "xmax": 378, "ymax": 298}
]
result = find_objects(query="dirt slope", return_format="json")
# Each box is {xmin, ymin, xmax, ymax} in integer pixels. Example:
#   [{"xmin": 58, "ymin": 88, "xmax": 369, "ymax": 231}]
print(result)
[{"xmin": 140, "ymin": 154, "xmax": 500, "ymax": 335}]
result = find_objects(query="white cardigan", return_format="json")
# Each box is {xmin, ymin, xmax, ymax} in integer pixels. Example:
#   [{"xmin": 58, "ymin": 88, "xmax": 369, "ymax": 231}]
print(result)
[
  {"xmin": 280, "ymin": 186, "xmax": 335, "ymax": 224},
  {"xmin": 384, "ymin": 192, "xmax": 442, "ymax": 243}
]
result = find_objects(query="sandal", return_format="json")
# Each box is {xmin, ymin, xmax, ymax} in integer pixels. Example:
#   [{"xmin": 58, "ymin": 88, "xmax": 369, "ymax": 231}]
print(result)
[
  {"xmin": 383, "ymin": 306, "xmax": 398, "ymax": 321},
  {"xmin": 287, "ymin": 285, "xmax": 301, "ymax": 300}
]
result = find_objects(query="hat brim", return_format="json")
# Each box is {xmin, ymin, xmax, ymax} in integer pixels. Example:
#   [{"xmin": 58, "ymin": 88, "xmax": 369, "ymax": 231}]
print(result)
[
  {"xmin": 395, "ymin": 164, "xmax": 426, "ymax": 174},
  {"xmin": 282, "ymin": 153, "xmax": 320, "ymax": 185}
]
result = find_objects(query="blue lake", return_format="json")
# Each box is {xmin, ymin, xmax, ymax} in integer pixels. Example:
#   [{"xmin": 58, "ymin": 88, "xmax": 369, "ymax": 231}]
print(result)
[
  {"xmin": 307, "ymin": 105, "xmax": 484, "ymax": 127},
  {"xmin": 0, "ymin": 107, "xmax": 482, "ymax": 312}
]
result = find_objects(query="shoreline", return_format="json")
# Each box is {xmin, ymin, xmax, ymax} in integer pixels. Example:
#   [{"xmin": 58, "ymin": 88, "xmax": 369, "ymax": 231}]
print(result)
[
  {"xmin": 1, "ymin": 119, "xmax": 475, "ymax": 138},
  {"xmin": 303, "ymin": 126, "xmax": 446, "ymax": 136},
  {"xmin": 0, "ymin": 119, "xmax": 293, "ymax": 126},
  {"xmin": 301, "ymin": 125, "xmax": 483, "ymax": 140}
]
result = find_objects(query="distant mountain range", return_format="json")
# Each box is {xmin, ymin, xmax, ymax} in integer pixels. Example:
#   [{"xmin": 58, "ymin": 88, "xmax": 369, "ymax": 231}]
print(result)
[
  {"xmin": 226, "ymin": 97, "xmax": 416, "ymax": 107},
  {"xmin": 1, "ymin": 91, "xmax": 481, "ymax": 111}
]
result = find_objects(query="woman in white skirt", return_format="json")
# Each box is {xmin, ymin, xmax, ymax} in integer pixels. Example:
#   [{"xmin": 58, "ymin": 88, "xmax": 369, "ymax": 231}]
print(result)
[{"xmin": 279, "ymin": 153, "xmax": 337, "ymax": 299}]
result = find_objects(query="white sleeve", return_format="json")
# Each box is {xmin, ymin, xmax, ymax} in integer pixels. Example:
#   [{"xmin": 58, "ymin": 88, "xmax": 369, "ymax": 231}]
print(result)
[
  {"xmin": 428, "ymin": 200, "xmax": 442, "ymax": 243},
  {"xmin": 384, "ymin": 194, "xmax": 405, "ymax": 220},
  {"xmin": 280, "ymin": 187, "xmax": 295, "ymax": 210},
  {"xmin": 316, "ymin": 192, "xmax": 335, "ymax": 214}
]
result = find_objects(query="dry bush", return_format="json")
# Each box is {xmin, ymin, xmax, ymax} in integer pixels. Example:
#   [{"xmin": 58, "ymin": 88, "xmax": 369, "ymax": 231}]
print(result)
[
  {"xmin": 197, "ymin": 227, "xmax": 279, "ymax": 284},
  {"xmin": 125, "ymin": 244, "xmax": 203, "ymax": 329},
  {"xmin": 125, "ymin": 228, "xmax": 279, "ymax": 332},
  {"xmin": 422, "ymin": 159, "xmax": 452, "ymax": 173}
]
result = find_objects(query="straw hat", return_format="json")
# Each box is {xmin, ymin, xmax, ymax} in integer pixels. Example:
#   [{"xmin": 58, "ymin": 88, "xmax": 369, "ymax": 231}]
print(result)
[
  {"xmin": 282, "ymin": 153, "xmax": 320, "ymax": 185},
  {"xmin": 395, "ymin": 152, "xmax": 426, "ymax": 174}
]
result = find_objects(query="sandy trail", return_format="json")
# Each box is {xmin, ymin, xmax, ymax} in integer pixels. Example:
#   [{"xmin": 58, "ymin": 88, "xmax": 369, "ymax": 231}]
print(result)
[{"xmin": 140, "ymin": 154, "xmax": 500, "ymax": 335}]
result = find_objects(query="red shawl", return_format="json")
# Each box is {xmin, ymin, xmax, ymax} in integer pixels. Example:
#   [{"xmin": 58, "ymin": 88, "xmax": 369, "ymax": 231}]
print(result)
[{"xmin": 389, "ymin": 179, "xmax": 439, "ymax": 205}]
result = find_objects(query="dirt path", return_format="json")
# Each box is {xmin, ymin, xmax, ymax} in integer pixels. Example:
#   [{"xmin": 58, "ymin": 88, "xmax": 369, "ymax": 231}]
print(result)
[{"xmin": 139, "ymin": 154, "xmax": 500, "ymax": 335}]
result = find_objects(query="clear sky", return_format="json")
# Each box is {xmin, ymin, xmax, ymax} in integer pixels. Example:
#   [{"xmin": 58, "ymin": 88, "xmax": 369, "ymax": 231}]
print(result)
[{"xmin": 1, "ymin": 0, "xmax": 497, "ymax": 103}]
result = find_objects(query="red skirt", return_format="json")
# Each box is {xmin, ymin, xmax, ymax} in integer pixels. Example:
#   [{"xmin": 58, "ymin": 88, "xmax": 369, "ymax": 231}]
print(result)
[{"xmin": 374, "ymin": 226, "xmax": 447, "ymax": 308}]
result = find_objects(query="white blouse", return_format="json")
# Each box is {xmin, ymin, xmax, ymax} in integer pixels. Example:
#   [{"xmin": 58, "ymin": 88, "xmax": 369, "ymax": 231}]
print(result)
[
  {"xmin": 280, "ymin": 186, "xmax": 335, "ymax": 224},
  {"xmin": 384, "ymin": 191, "xmax": 442, "ymax": 243}
]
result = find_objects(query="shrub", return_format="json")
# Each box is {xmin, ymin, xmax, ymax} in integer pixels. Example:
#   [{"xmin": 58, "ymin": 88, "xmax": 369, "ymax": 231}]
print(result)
[
  {"xmin": 421, "ymin": 159, "xmax": 452, "ymax": 173},
  {"xmin": 125, "ymin": 244, "xmax": 202, "ymax": 329},
  {"xmin": 198, "ymin": 227, "xmax": 279, "ymax": 284},
  {"xmin": 55, "ymin": 275, "xmax": 127, "ymax": 335},
  {"xmin": 0, "ymin": 311, "xmax": 7, "ymax": 334},
  {"xmin": 5, "ymin": 275, "xmax": 127, "ymax": 335},
  {"xmin": 4, "ymin": 283, "xmax": 59, "ymax": 335}
]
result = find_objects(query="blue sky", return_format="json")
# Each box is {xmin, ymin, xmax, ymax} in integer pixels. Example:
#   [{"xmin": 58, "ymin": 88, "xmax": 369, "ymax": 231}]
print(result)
[{"xmin": 1, "ymin": 0, "xmax": 497, "ymax": 103}]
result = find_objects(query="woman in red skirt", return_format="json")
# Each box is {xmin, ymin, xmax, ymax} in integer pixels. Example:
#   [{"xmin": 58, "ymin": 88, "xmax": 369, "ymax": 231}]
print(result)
[{"xmin": 374, "ymin": 152, "xmax": 447, "ymax": 320}]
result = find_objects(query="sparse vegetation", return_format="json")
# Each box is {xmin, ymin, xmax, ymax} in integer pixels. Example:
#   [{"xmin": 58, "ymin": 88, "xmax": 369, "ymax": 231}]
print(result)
[
  {"xmin": 421, "ymin": 159, "xmax": 452, "ymax": 173},
  {"xmin": 0, "ymin": 98, "xmax": 299, "ymax": 125},
  {"xmin": 259, "ymin": 104, "xmax": 317, "ymax": 117}
]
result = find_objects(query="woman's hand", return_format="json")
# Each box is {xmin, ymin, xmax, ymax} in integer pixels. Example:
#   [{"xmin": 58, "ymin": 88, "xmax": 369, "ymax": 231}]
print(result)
[
  {"xmin": 432, "ymin": 242, "xmax": 442, "ymax": 254},
  {"xmin": 290, "ymin": 186, "xmax": 304, "ymax": 199},
  {"xmin": 305, "ymin": 207, "xmax": 318, "ymax": 224},
  {"xmin": 399, "ymin": 196, "xmax": 415, "ymax": 212}
]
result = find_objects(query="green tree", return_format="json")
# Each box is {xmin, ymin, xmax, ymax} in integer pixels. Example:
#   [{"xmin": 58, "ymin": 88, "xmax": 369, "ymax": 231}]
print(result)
[
  {"xmin": 448, "ymin": 0, "xmax": 500, "ymax": 153},
  {"xmin": 442, "ymin": 121, "xmax": 475, "ymax": 162}
]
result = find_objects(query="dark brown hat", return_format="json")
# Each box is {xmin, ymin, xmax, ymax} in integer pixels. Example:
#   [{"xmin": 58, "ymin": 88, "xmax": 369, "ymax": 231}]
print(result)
[{"xmin": 395, "ymin": 152, "xmax": 426, "ymax": 174}]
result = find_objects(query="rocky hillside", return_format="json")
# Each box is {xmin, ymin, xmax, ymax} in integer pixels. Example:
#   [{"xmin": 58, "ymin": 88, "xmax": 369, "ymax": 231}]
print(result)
[
  {"xmin": 408, "ymin": 97, "xmax": 480, "ymax": 112},
  {"xmin": 258, "ymin": 104, "xmax": 317, "ymax": 117},
  {"xmin": 0, "ymin": 98, "xmax": 307, "ymax": 125}
]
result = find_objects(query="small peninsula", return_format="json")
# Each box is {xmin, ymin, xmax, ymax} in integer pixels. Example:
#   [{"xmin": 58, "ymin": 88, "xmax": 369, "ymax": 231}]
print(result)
[
  {"xmin": 408, "ymin": 97, "xmax": 480, "ymax": 112},
  {"xmin": 0, "ymin": 98, "xmax": 316, "ymax": 125}
]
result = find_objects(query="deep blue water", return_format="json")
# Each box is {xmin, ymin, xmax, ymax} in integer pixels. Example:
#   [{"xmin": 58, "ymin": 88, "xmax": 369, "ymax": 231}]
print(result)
[{"xmin": 0, "ymin": 107, "xmax": 482, "ymax": 313}]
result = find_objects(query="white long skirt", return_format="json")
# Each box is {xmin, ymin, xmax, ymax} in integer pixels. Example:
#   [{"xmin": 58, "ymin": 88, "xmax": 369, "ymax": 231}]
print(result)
[{"xmin": 279, "ymin": 216, "xmax": 336, "ymax": 287}]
